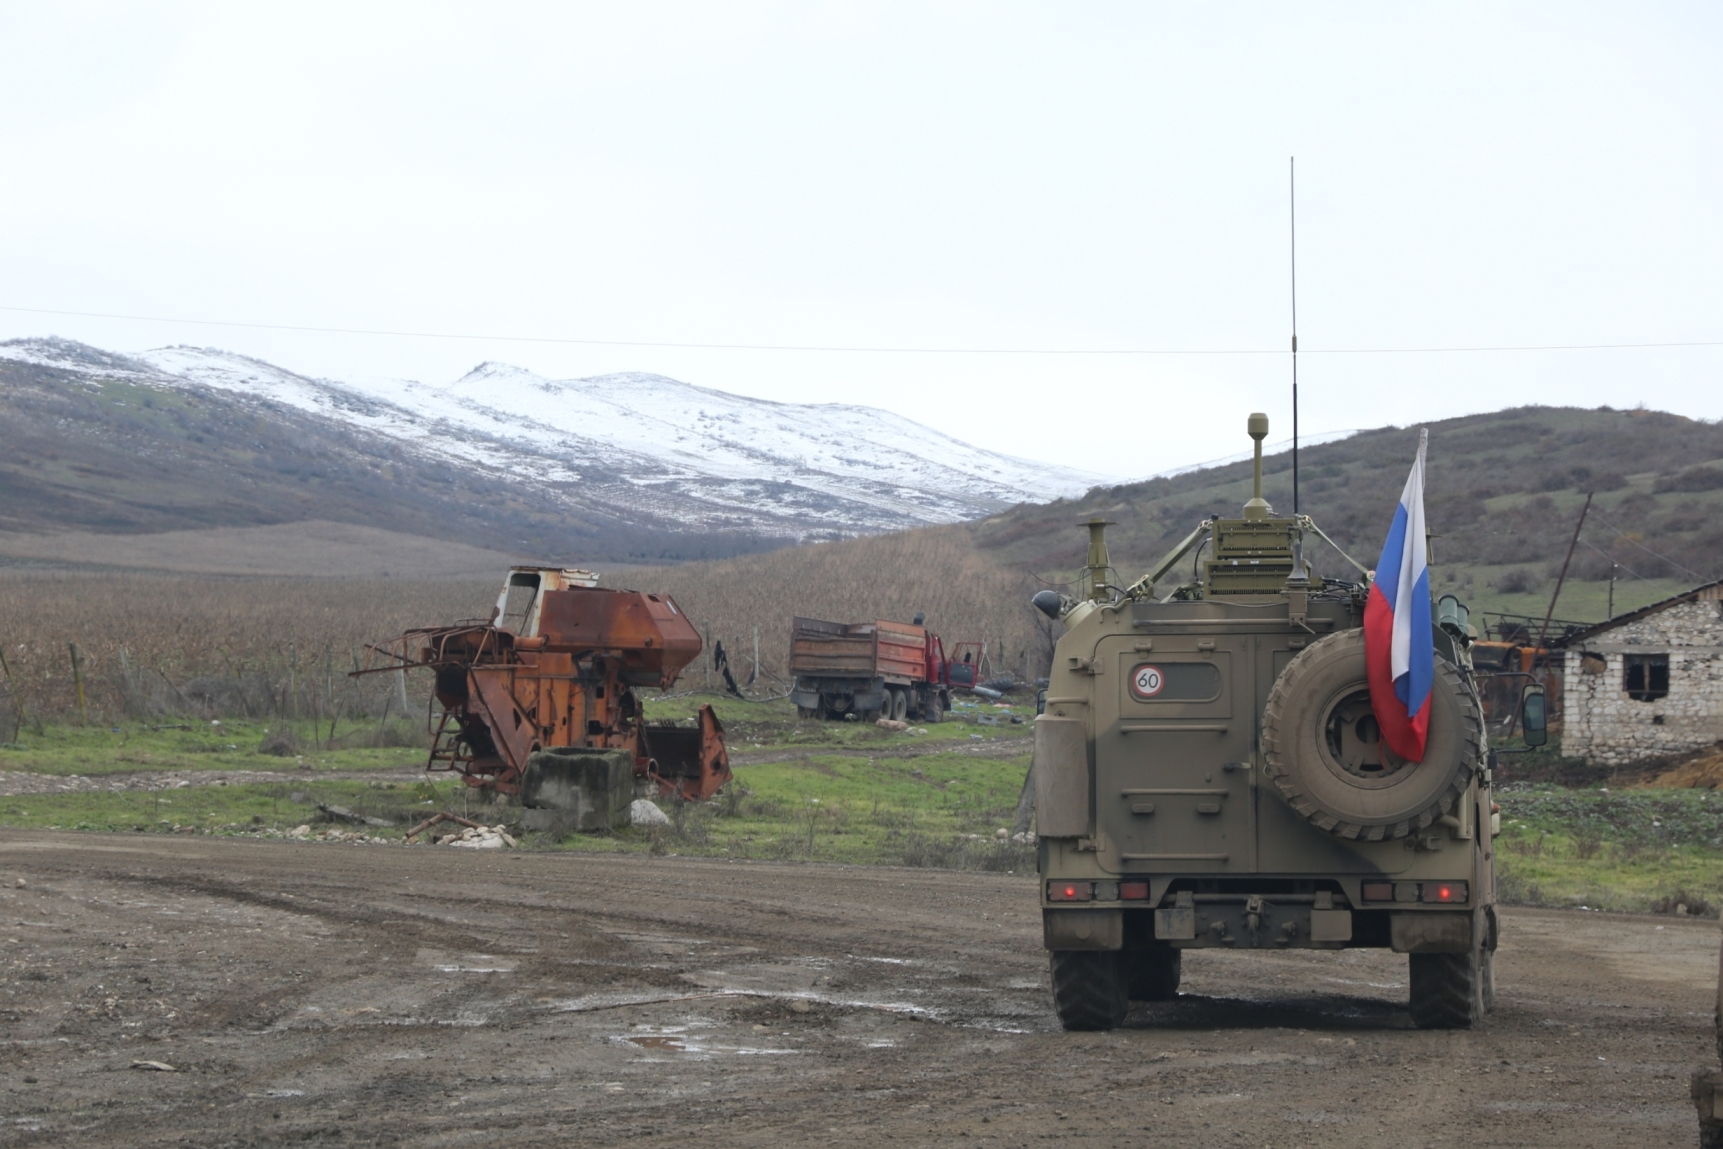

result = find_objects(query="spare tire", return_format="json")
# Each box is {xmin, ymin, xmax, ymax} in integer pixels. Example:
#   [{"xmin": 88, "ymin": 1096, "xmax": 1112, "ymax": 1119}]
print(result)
[{"xmin": 1262, "ymin": 629, "xmax": 1482, "ymax": 841}]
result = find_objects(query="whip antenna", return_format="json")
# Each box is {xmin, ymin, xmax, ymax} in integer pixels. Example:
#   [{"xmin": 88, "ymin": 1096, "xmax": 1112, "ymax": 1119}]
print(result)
[{"xmin": 1290, "ymin": 155, "xmax": 1299, "ymax": 515}]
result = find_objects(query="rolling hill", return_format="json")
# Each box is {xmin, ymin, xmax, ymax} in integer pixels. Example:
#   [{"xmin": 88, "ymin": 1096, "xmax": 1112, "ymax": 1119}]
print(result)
[
  {"xmin": 0, "ymin": 338, "xmax": 1102, "ymax": 567},
  {"xmin": 613, "ymin": 405, "xmax": 1723, "ymax": 684}
]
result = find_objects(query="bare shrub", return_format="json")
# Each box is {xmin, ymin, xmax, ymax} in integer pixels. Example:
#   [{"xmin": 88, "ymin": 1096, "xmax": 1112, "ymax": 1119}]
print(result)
[
  {"xmin": 257, "ymin": 727, "xmax": 301, "ymax": 757},
  {"xmin": 1495, "ymin": 568, "xmax": 1539, "ymax": 594},
  {"xmin": 1649, "ymin": 890, "xmax": 1719, "ymax": 918},
  {"xmin": 900, "ymin": 833, "xmax": 1035, "ymax": 871}
]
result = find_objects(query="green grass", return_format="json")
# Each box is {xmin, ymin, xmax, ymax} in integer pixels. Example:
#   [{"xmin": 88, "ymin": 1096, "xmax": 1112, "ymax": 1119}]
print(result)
[
  {"xmin": 1496, "ymin": 786, "xmax": 1723, "ymax": 915},
  {"xmin": 27, "ymin": 701, "xmax": 1716, "ymax": 904},
  {"xmin": 0, "ymin": 697, "xmax": 1039, "ymax": 868},
  {"xmin": 0, "ymin": 718, "xmax": 431, "ymax": 776},
  {"xmin": 0, "ymin": 775, "xmax": 461, "ymax": 836}
]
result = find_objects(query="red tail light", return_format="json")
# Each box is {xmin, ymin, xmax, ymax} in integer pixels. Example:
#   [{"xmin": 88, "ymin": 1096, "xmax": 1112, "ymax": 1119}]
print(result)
[
  {"xmin": 1362, "ymin": 881, "xmax": 1394, "ymax": 902},
  {"xmin": 1120, "ymin": 881, "xmax": 1150, "ymax": 901},
  {"xmin": 1047, "ymin": 881, "xmax": 1094, "ymax": 903},
  {"xmin": 1421, "ymin": 882, "xmax": 1468, "ymax": 903}
]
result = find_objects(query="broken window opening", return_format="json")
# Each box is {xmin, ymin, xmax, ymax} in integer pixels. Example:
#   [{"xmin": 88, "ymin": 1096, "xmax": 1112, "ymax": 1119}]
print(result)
[
  {"xmin": 1623, "ymin": 653, "xmax": 1669, "ymax": 702},
  {"xmin": 500, "ymin": 573, "xmax": 541, "ymax": 634}
]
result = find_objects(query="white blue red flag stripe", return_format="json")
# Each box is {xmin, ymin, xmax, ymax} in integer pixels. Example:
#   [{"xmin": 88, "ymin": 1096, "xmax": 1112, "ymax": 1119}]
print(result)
[{"xmin": 1364, "ymin": 429, "xmax": 1433, "ymax": 762}]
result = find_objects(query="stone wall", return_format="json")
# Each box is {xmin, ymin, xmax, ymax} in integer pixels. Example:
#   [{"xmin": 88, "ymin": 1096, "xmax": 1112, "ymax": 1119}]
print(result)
[{"xmin": 1560, "ymin": 595, "xmax": 1723, "ymax": 766}]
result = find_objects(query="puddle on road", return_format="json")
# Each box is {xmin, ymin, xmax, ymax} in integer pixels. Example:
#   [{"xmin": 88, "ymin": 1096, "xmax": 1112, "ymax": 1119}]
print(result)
[
  {"xmin": 414, "ymin": 947, "xmax": 518, "ymax": 973},
  {"xmin": 626, "ymin": 1035, "xmax": 690, "ymax": 1052},
  {"xmin": 607, "ymin": 1024, "xmax": 797, "ymax": 1059}
]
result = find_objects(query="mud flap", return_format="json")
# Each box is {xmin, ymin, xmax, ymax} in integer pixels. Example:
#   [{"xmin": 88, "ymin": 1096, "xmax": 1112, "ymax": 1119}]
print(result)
[
  {"xmin": 1044, "ymin": 908, "xmax": 1123, "ymax": 950},
  {"xmin": 1390, "ymin": 912, "xmax": 1472, "ymax": 954}
]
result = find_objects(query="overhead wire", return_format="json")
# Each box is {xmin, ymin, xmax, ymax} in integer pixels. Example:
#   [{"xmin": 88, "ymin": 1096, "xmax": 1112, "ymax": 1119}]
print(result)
[
  {"xmin": 1584, "ymin": 507, "xmax": 1713, "ymax": 583},
  {"xmin": 1, "ymin": 303, "xmax": 1720, "ymax": 357}
]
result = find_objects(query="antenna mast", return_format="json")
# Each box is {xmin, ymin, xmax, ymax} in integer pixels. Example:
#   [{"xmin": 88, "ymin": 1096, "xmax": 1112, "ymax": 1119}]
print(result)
[{"xmin": 1290, "ymin": 156, "xmax": 1299, "ymax": 515}]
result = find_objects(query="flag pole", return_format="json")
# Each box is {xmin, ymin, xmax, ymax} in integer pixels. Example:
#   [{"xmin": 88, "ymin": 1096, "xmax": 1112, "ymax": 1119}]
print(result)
[{"xmin": 1290, "ymin": 156, "xmax": 1299, "ymax": 516}]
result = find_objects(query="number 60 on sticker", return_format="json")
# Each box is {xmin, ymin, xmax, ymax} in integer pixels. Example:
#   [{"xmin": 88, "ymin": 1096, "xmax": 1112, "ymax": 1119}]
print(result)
[{"xmin": 1130, "ymin": 664, "xmax": 1164, "ymax": 699}]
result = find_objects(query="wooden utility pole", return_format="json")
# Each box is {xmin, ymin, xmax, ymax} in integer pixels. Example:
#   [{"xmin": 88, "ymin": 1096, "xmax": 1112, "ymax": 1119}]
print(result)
[{"xmin": 1534, "ymin": 492, "xmax": 1593, "ymax": 656}]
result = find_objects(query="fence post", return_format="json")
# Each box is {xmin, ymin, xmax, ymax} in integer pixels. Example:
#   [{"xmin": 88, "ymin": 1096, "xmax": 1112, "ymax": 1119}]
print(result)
[
  {"xmin": 68, "ymin": 642, "xmax": 89, "ymax": 726},
  {"xmin": 0, "ymin": 645, "xmax": 28, "ymax": 740}
]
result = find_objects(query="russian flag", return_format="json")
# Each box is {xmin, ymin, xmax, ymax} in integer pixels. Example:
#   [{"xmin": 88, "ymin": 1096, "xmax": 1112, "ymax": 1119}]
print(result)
[{"xmin": 1364, "ymin": 429, "xmax": 1434, "ymax": 762}]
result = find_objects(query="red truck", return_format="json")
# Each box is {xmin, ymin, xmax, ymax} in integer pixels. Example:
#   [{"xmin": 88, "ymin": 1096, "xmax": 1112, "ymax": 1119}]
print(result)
[{"xmin": 788, "ymin": 616, "xmax": 953, "ymax": 723}]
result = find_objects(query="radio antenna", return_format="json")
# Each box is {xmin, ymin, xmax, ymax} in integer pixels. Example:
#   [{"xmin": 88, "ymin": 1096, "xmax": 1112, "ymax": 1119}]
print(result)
[{"xmin": 1290, "ymin": 155, "xmax": 1299, "ymax": 515}]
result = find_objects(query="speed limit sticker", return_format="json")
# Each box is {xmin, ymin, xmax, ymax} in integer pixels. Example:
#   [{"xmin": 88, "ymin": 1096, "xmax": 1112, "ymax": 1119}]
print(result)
[{"xmin": 1130, "ymin": 664, "xmax": 1165, "ymax": 699}]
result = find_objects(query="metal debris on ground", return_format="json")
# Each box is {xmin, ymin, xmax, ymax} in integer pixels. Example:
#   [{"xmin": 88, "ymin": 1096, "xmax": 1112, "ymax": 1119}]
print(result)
[
  {"xmin": 356, "ymin": 566, "xmax": 730, "ymax": 805},
  {"xmin": 317, "ymin": 803, "xmax": 394, "ymax": 828}
]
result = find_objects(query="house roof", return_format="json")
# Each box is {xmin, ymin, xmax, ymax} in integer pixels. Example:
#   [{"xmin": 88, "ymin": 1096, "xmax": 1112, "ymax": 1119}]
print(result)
[{"xmin": 1556, "ymin": 577, "xmax": 1723, "ymax": 647}]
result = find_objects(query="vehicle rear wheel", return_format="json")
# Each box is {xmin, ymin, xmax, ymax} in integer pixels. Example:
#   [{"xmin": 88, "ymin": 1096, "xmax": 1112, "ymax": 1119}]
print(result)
[
  {"xmin": 1125, "ymin": 946, "xmax": 1181, "ymax": 1002},
  {"xmin": 1049, "ymin": 950, "xmax": 1129, "ymax": 1031},
  {"xmin": 1408, "ymin": 948, "xmax": 1483, "ymax": 1029},
  {"xmin": 797, "ymin": 705, "xmax": 816, "ymax": 719},
  {"xmin": 926, "ymin": 693, "xmax": 945, "ymax": 723},
  {"xmin": 891, "ymin": 690, "xmax": 909, "ymax": 722}
]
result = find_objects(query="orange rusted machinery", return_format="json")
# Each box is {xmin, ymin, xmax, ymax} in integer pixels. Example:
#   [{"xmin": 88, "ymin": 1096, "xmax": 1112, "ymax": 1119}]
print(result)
[{"xmin": 384, "ymin": 567, "xmax": 730, "ymax": 801}]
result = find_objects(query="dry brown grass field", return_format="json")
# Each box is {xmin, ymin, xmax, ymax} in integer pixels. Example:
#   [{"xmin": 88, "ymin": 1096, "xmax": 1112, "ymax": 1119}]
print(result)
[
  {"xmin": 0, "ymin": 570, "xmax": 494, "ymax": 722},
  {"xmin": 0, "ymin": 526, "xmax": 1059, "ymax": 724},
  {"xmin": 0, "ymin": 520, "xmax": 524, "ymax": 578},
  {"xmin": 608, "ymin": 524, "xmax": 1054, "ymax": 687}
]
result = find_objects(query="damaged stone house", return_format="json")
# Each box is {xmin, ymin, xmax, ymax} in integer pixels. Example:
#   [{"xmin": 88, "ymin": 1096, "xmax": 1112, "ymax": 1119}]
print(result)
[{"xmin": 1559, "ymin": 579, "xmax": 1723, "ymax": 766}]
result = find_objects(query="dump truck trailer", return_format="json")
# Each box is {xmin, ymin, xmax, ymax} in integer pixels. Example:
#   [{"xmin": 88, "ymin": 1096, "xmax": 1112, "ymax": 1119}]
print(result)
[{"xmin": 789, "ymin": 616, "xmax": 951, "ymax": 723}]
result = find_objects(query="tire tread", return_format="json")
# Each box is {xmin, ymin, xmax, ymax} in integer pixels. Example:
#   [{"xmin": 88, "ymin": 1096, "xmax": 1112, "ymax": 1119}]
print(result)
[
  {"xmin": 1049, "ymin": 950, "xmax": 1128, "ymax": 1031},
  {"xmin": 1262, "ymin": 631, "xmax": 1482, "ymax": 841},
  {"xmin": 1409, "ymin": 950, "xmax": 1481, "ymax": 1029}
]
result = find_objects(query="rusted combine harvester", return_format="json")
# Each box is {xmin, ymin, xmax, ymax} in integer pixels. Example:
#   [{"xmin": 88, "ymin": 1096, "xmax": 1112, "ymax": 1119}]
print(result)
[{"xmin": 384, "ymin": 567, "xmax": 730, "ymax": 802}]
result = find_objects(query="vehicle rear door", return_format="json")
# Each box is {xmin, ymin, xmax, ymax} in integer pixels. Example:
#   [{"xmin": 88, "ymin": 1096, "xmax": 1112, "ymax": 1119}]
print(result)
[{"xmin": 1092, "ymin": 633, "xmax": 1256, "ymax": 874}]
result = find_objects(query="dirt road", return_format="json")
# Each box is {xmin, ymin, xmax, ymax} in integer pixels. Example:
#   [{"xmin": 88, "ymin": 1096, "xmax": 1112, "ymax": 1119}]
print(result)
[{"xmin": 0, "ymin": 831, "xmax": 1712, "ymax": 1147}]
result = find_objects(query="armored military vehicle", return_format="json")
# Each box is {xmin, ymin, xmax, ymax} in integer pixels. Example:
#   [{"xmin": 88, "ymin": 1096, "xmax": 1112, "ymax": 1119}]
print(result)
[{"xmin": 1031, "ymin": 414, "xmax": 1527, "ymax": 1031}]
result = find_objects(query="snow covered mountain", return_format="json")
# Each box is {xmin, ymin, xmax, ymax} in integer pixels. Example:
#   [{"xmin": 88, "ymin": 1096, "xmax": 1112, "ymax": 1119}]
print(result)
[{"xmin": 0, "ymin": 338, "xmax": 1105, "ymax": 544}]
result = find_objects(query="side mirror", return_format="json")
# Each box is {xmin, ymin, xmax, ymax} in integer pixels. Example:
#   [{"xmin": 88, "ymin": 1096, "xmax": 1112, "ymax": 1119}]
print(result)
[
  {"xmin": 1519, "ymin": 684, "xmax": 1548, "ymax": 748},
  {"xmin": 1036, "ymin": 687, "xmax": 1048, "ymax": 716}
]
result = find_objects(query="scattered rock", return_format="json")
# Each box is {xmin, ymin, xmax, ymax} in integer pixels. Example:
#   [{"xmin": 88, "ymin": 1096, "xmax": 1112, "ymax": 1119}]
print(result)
[
  {"xmin": 789, "ymin": 999, "xmax": 811, "ymax": 1014},
  {"xmin": 444, "ymin": 825, "xmax": 514, "ymax": 849},
  {"xmin": 13, "ymin": 878, "xmax": 24, "ymax": 889},
  {"xmin": 995, "ymin": 828, "xmax": 1009, "ymax": 840},
  {"xmin": 287, "ymin": 825, "xmax": 311, "ymax": 839},
  {"xmin": 630, "ymin": 799, "xmax": 670, "ymax": 827},
  {"xmin": 131, "ymin": 1060, "xmax": 177, "ymax": 1072}
]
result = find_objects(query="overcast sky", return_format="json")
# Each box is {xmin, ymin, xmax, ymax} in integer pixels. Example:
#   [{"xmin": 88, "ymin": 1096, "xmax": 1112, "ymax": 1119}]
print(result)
[{"xmin": 1, "ymin": 3, "xmax": 1718, "ymax": 480}]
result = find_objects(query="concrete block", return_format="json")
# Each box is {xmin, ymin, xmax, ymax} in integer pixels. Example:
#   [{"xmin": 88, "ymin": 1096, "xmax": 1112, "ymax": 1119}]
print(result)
[{"xmin": 522, "ymin": 747, "xmax": 635, "ymax": 832}]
